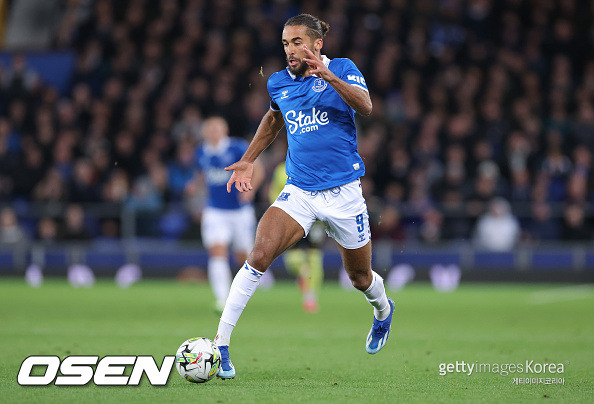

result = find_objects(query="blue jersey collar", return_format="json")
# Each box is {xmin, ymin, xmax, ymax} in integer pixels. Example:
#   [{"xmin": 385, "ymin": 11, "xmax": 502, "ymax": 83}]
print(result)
[{"xmin": 286, "ymin": 55, "xmax": 331, "ymax": 80}]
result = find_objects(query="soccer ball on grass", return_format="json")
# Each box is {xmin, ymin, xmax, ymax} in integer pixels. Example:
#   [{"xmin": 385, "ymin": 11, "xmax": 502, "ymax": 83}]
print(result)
[{"xmin": 175, "ymin": 337, "xmax": 221, "ymax": 383}]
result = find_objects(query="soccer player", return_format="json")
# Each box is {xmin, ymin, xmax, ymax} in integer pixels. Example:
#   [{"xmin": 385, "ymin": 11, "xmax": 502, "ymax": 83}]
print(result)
[
  {"xmin": 190, "ymin": 116, "xmax": 263, "ymax": 312},
  {"xmin": 214, "ymin": 14, "xmax": 394, "ymax": 379}
]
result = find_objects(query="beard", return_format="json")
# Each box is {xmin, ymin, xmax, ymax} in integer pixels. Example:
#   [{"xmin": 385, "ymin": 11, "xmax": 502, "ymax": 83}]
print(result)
[{"xmin": 287, "ymin": 57, "xmax": 308, "ymax": 76}]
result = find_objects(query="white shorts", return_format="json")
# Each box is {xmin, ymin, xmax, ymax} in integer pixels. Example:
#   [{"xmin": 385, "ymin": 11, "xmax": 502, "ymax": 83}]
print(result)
[
  {"xmin": 271, "ymin": 179, "xmax": 371, "ymax": 249},
  {"xmin": 201, "ymin": 205, "xmax": 256, "ymax": 253}
]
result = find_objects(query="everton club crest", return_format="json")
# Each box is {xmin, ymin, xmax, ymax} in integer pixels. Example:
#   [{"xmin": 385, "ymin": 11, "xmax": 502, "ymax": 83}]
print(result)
[{"xmin": 312, "ymin": 78, "xmax": 327, "ymax": 92}]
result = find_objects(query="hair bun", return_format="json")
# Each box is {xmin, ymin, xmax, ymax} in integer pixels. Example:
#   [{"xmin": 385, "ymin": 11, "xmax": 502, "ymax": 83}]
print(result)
[{"xmin": 319, "ymin": 19, "xmax": 330, "ymax": 37}]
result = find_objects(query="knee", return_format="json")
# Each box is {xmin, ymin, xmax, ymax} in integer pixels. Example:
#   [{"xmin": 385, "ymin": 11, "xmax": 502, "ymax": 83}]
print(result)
[
  {"xmin": 247, "ymin": 248, "xmax": 272, "ymax": 271},
  {"xmin": 349, "ymin": 270, "xmax": 372, "ymax": 291},
  {"xmin": 209, "ymin": 244, "xmax": 228, "ymax": 258}
]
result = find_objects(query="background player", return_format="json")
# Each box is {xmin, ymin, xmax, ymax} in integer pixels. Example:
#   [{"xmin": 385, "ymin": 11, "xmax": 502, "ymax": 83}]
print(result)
[
  {"xmin": 189, "ymin": 116, "xmax": 263, "ymax": 312},
  {"xmin": 214, "ymin": 14, "xmax": 394, "ymax": 379}
]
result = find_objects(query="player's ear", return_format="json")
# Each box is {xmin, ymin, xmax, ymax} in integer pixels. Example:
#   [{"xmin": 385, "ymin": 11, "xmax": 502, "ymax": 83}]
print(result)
[{"xmin": 313, "ymin": 38, "xmax": 323, "ymax": 52}]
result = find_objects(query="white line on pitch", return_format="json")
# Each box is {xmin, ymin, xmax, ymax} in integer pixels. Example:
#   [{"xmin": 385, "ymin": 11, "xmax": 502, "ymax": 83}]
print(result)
[{"xmin": 529, "ymin": 284, "xmax": 594, "ymax": 305}]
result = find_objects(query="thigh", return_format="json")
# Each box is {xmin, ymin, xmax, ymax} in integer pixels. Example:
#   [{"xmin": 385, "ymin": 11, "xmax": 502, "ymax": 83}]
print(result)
[{"xmin": 248, "ymin": 206, "xmax": 306, "ymax": 270}]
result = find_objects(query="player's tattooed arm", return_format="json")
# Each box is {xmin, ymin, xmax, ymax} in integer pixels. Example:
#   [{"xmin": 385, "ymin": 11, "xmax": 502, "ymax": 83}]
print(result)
[
  {"xmin": 302, "ymin": 45, "xmax": 372, "ymax": 116},
  {"xmin": 225, "ymin": 109, "xmax": 285, "ymax": 193}
]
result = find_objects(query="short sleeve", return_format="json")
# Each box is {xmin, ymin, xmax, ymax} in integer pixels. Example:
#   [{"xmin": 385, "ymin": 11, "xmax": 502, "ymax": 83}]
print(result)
[
  {"xmin": 267, "ymin": 73, "xmax": 281, "ymax": 111},
  {"xmin": 339, "ymin": 58, "xmax": 368, "ymax": 92}
]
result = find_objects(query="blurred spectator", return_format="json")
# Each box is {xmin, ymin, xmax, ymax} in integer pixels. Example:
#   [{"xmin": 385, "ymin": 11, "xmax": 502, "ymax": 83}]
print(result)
[
  {"xmin": 466, "ymin": 160, "xmax": 506, "ymax": 220},
  {"xmin": 431, "ymin": 143, "xmax": 469, "ymax": 200},
  {"xmin": 572, "ymin": 102, "xmax": 594, "ymax": 151},
  {"xmin": 561, "ymin": 203, "xmax": 591, "ymax": 241},
  {"xmin": 0, "ymin": 207, "xmax": 27, "ymax": 245},
  {"xmin": 102, "ymin": 169, "xmax": 130, "ymax": 203},
  {"xmin": 68, "ymin": 158, "xmax": 100, "ymax": 203},
  {"xmin": 36, "ymin": 217, "xmax": 59, "ymax": 244},
  {"xmin": 371, "ymin": 206, "xmax": 406, "ymax": 243},
  {"xmin": 126, "ymin": 160, "xmax": 168, "ymax": 210},
  {"xmin": 59, "ymin": 204, "xmax": 92, "ymax": 241},
  {"xmin": 420, "ymin": 208, "xmax": 444, "ymax": 244},
  {"xmin": 13, "ymin": 141, "xmax": 46, "ymax": 198},
  {"xmin": 97, "ymin": 218, "xmax": 121, "ymax": 242},
  {"xmin": 508, "ymin": 168, "xmax": 532, "ymax": 204},
  {"xmin": 167, "ymin": 140, "xmax": 196, "ymax": 202},
  {"xmin": 526, "ymin": 201, "xmax": 561, "ymax": 243},
  {"xmin": 440, "ymin": 188, "xmax": 471, "ymax": 240},
  {"xmin": 0, "ymin": 0, "xmax": 591, "ymax": 245},
  {"xmin": 566, "ymin": 145, "xmax": 592, "ymax": 204},
  {"xmin": 473, "ymin": 198, "xmax": 520, "ymax": 252},
  {"xmin": 125, "ymin": 161, "xmax": 168, "ymax": 236},
  {"xmin": 538, "ymin": 130, "xmax": 572, "ymax": 202},
  {"xmin": 0, "ymin": 119, "xmax": 18, "ymax": 197},
  {"xmin": 33, "ymin": 169, "xmax": 66, "ymax": 203},
  {"xmin": 112, "ymin": 130, "xmax": 141, "ymax": 177},
  {"xmin": 172, "ymin": 105, "xmax": 203, "ymax": 144},
  {"xmin": 1, "ymin": 53, "xmax": 40, "ymax": 98}
]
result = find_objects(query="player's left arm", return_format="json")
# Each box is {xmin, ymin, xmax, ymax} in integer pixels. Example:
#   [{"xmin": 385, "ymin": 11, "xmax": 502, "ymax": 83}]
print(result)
[{"xmin": 303, "ymin": 45, "xmax": 372, "ymax": 116}]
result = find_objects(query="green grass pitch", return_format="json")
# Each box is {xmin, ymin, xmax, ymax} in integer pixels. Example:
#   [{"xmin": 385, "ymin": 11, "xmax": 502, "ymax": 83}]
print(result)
[{"xmin": 0, "ymin": 278, "xmax": 592, "ymax": 402}]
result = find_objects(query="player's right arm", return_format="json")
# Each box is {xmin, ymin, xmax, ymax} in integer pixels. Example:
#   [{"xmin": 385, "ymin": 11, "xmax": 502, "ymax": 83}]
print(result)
[{"xmin": 225, "ymin": 109, "xmax": 285, "ymax": 193}]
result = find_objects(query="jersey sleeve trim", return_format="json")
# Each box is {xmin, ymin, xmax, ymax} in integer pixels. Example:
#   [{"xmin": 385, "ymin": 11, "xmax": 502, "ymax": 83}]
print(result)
[
  {"xmin": 270, "ymin": 100, "xmax": 280, "ymax": 111},
  {"xmin": 350, "ymin": 83, "xmax": 369, "ymax": 92}
]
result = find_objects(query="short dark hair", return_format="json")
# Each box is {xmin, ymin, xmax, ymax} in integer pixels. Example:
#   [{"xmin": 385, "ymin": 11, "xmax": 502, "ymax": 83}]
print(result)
[{"xmin": 284, "ymin": 14, "xmax": 330, "ymax": 40}]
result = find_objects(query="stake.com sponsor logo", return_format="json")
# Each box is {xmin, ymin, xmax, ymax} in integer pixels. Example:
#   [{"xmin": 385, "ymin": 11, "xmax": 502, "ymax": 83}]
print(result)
[{"xmin": 17, "ymin": 355, "xmax": 175, "ymax": 386}]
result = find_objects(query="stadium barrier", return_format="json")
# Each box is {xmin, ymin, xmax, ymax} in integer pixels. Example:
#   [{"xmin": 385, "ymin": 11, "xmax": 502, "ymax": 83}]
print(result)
[
  {"xmin": 2, "ymin": 201, "xmax": 593, "ymax": 282},
  {"xmin": 1, "ymin": 240, "xmax": 593, "ymax": 282}
]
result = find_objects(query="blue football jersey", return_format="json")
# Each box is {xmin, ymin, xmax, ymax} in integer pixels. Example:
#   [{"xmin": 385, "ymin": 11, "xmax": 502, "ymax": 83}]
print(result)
[
  {"xmin": 195, "ymin": 137, "xmax": 249, "ymax": 209},
  {"xmin": 267, "ymin": 56, "xmax": 367, "ymax": 191}
]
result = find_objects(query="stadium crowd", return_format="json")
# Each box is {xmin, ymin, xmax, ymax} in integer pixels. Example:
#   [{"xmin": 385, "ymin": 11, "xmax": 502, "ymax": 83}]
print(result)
[{"xmin": 0, "ymin": 0, "xmax": 593, "ymax": 249}]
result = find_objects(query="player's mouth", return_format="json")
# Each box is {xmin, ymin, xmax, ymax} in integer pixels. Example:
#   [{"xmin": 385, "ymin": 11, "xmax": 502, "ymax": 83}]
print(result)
[{"xmin": 288, "ymin": 58, "xmax": 299, "ymax": 67}]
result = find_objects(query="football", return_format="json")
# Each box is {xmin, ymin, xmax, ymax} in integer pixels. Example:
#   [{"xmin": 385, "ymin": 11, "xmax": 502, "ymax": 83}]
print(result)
[{"xmin": 175, "ymin": 337, "xmax": 221, "ymax": 383}]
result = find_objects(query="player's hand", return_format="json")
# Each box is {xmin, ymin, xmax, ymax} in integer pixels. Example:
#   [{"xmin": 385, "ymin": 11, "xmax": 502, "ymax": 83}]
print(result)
[
  {"xmin": 303, "ymin": 45, "xmax": 332, "ymax": 80},
  {"xmin": 225, "ymin": 160, "xmax": 254, "ymax": 193}
]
